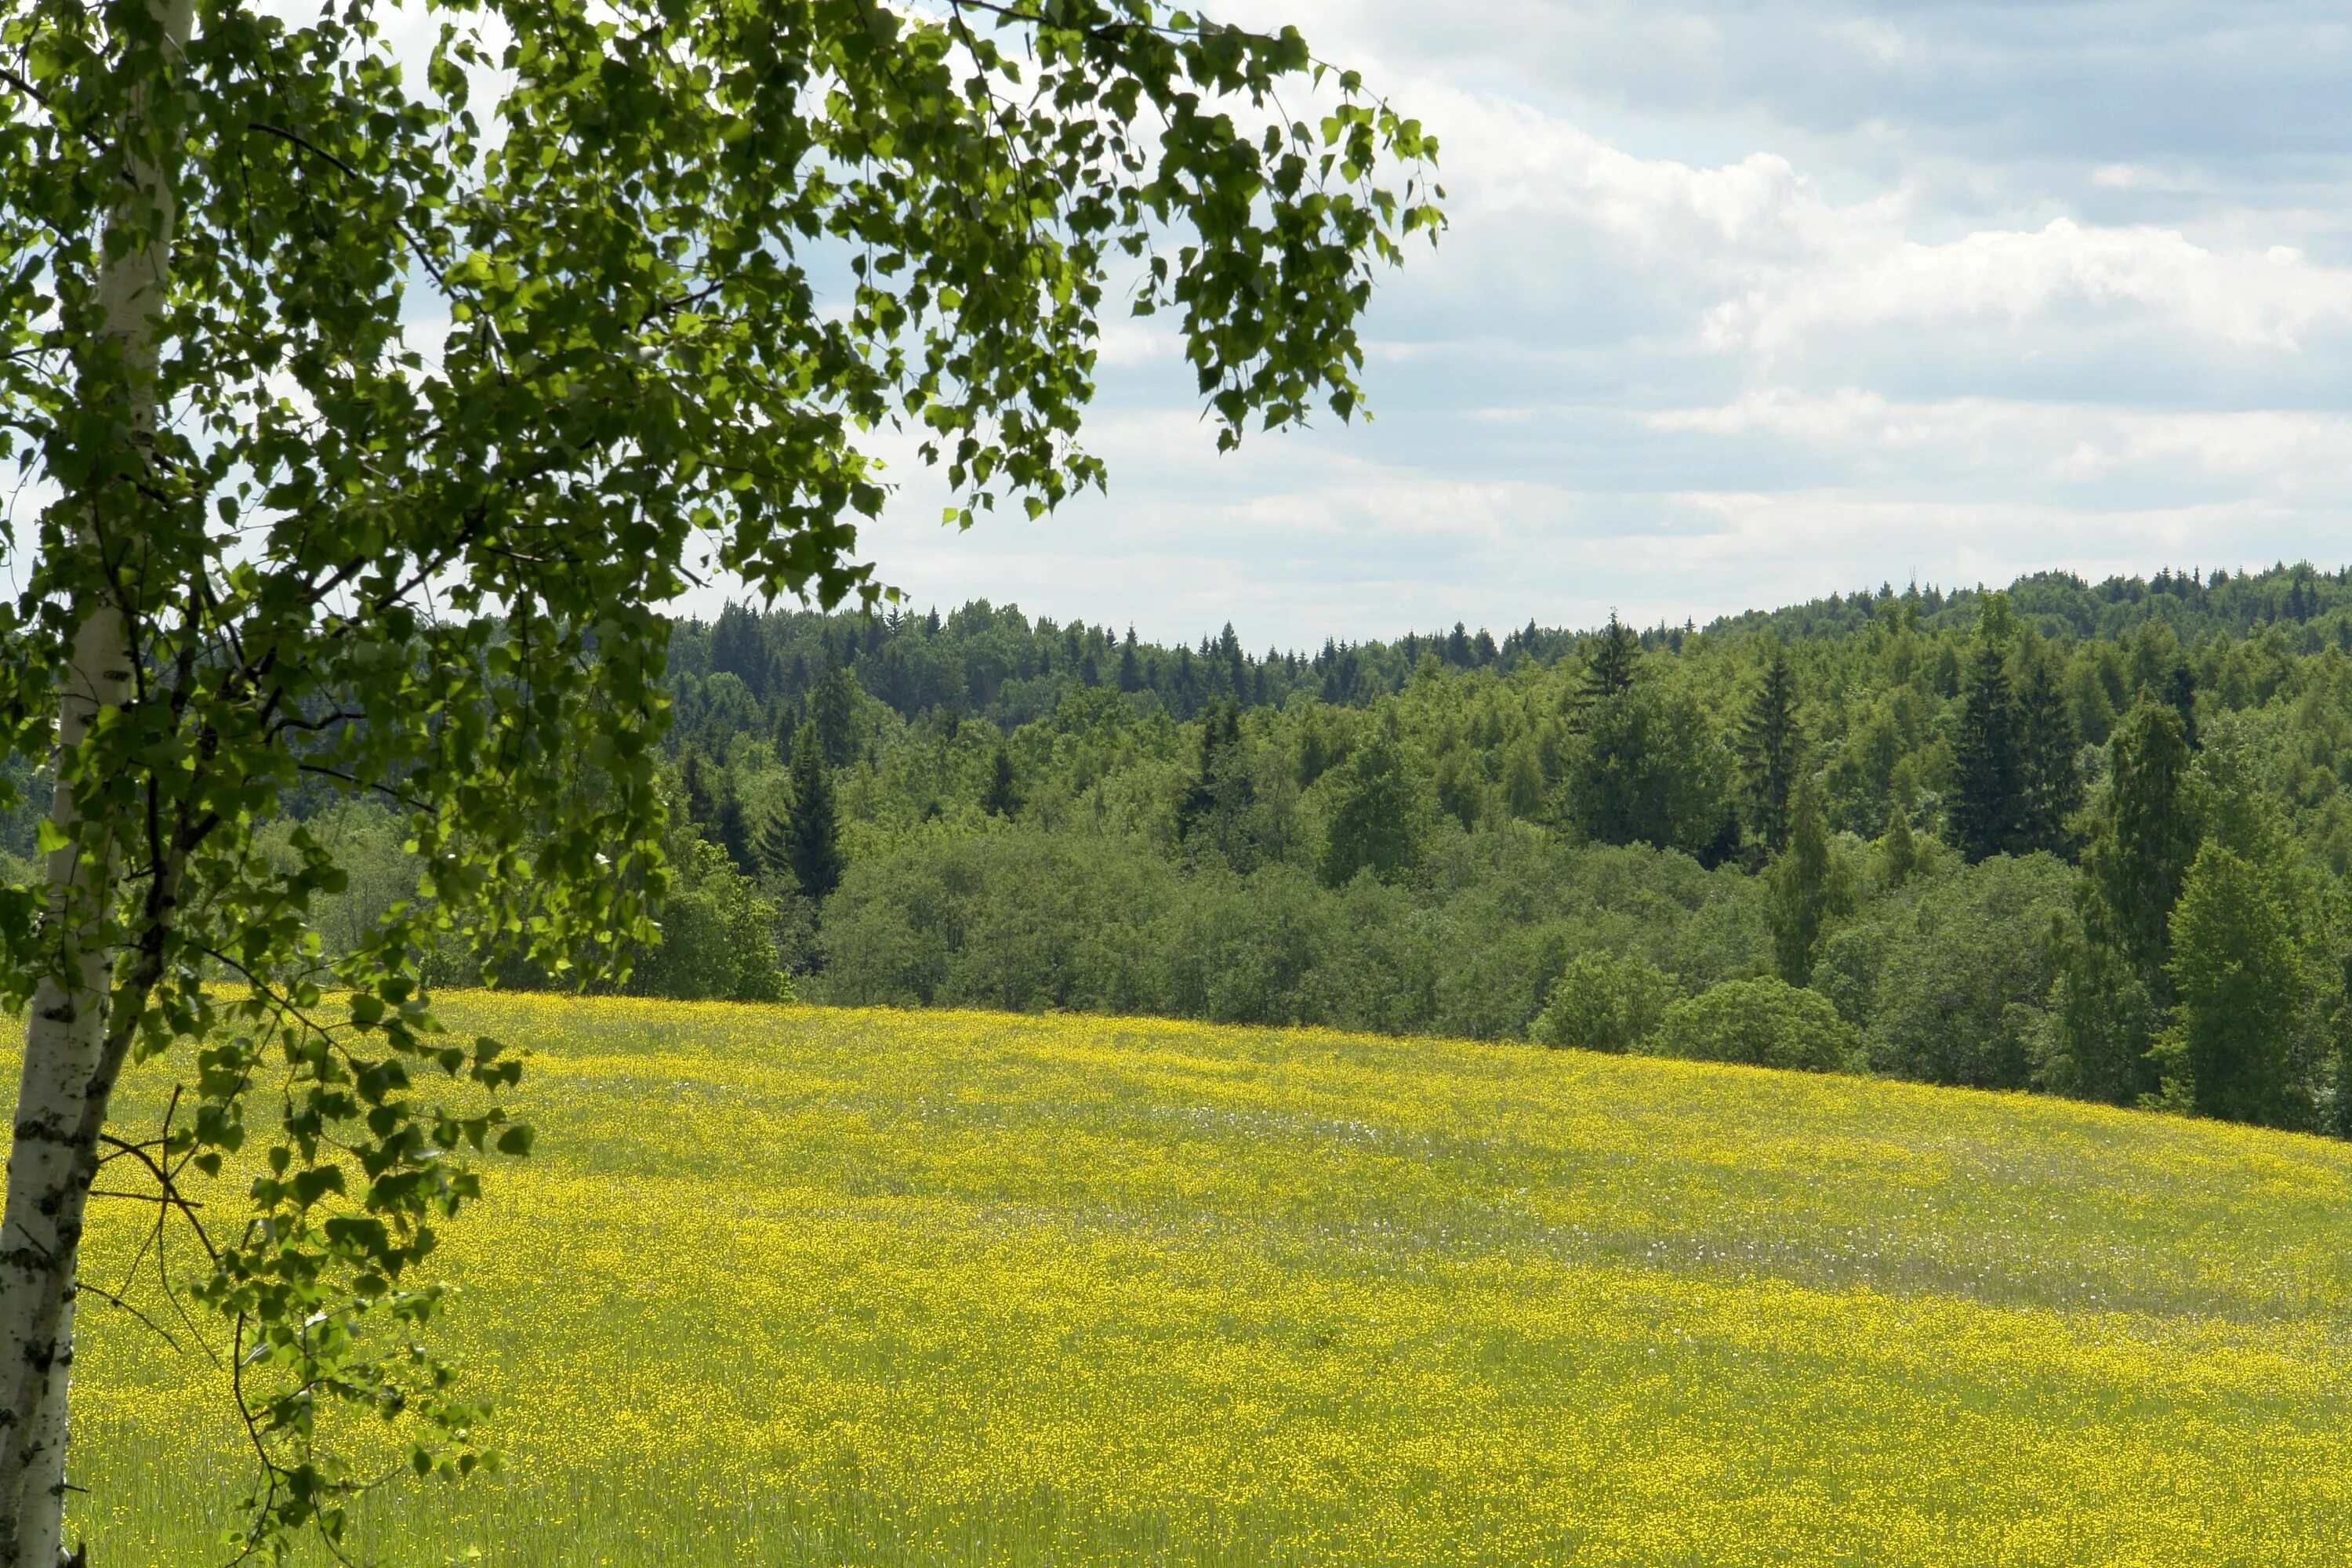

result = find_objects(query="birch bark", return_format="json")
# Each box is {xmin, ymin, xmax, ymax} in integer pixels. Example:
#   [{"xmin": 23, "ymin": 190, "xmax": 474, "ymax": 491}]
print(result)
[{"xmin": 0, "ymin": 1, "xmax": 191, "ymax": 1559}]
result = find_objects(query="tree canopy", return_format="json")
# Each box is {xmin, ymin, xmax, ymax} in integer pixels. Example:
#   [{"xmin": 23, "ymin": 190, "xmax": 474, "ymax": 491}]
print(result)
[{"xmin": 0, "ymin": 0, "xmax": 1438, "ymax": 1555}]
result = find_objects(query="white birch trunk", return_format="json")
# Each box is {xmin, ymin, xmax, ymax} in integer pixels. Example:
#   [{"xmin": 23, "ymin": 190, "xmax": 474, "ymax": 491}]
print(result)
[{"xmin": 0, "ymin": 0, "xmax": 191, "ymax": 1559}]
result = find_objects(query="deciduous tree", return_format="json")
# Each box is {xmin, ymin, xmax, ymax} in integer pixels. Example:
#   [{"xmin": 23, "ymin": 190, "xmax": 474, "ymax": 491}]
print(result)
[
  {"xmin": 2160, "ymin": 843, "xmax": 2312, "ymax": 1127},
  {"xmin": 1768, "ymin": 779, "xmax": 1834, "ymax": 986},
  {"xmin": 2083, "ymin": 699, "xmax": 2201, "ymax": 1008},
  {"xmin": 0, "ymin": 0, "xmax": 1437, "ymax": 1553},
  {"xmin": 1319, "ymin": 724, "xmax": 1417, "ymax": 886}
]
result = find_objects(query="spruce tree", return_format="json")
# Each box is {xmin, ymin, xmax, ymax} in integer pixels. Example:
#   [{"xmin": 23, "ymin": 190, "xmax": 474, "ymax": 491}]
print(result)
[
  {"xmin": 1581, "ymin": 612, "xmax": 1640, "ymax": 709},
  {"xmin": 1177, "ymin": 699, "xmax": 1252, "ymax": 855},
  {"xmin": 2016, "ymin": 649, "xmax": 2082, "ymax": 855},
  {"xmin": 711, "ymin": 785, "xmax": 757, "ymax": 875},
  {"xmin": 710, "ymin": 601, "xmax": 768, "ymax": 695},
  {"xmin": 2046, "ymin": 927, "xmax": 2155, "ymax": 1106},
  {"xmin": 1218, "ymin": 622, "xmax": 1248, "ymax": 699},
  {"xmin": 1949, "ymin": 608, "xmax": 2025, "ymax": 862},
  {"xmin": 1737, "ymin": 638, "xmax": 1802, "ymax": 853},
  {"xmin": 770, "ymin": 720, "xmax": 844, "ymax": 902},
  {"xmin": 681, "ymin": 749, "xmax": 718, "ymax": 831},
  {"xmin": 811, "ymin": 664, "xmax": 860, "ymax": 767},
  {"xmin": 2161, "ymin": 662, "xmax": 2199, "ymax": 750},
  {"xmin": 983, "ymin": 738, "xmax": 1022, "ymax": 818},
  {"xmin": 1565, "ymin": 684, "xmax": 1726, "ymax": 856}
]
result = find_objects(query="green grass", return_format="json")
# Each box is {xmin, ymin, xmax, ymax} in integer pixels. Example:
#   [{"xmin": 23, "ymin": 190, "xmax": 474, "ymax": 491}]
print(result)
[{"xmin": 62, "ymin": 996, "xmax": 2352, "ymax": 1565}]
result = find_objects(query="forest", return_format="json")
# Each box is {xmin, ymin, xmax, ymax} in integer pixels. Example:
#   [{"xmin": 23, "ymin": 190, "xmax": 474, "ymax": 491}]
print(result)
[{"xmin": 19, "ymin": 561, "xmax": 2352, "ymax": 1135}]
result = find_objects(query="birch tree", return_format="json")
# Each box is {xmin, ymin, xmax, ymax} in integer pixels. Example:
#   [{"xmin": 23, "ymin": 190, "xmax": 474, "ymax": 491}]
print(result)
[{"xmin": 0, "ymin": 0, "xmax": 1440, "ymax": 1556}]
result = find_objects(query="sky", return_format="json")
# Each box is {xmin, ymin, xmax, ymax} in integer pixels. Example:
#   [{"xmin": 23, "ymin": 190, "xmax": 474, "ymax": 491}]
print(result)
[
  {"xmin": 16, "ymin": 2, "xmax": 2350, "ymax": 649},
  {"xmin": 833, "ymin": 0, "xmax": 2352, "ymax": 649}
]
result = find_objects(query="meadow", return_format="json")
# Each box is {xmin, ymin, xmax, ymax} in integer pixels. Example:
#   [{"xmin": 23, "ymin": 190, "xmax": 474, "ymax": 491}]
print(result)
[{"xmin": 63, "ymin": 995, "xmax": 2352, "ymax": 1566}]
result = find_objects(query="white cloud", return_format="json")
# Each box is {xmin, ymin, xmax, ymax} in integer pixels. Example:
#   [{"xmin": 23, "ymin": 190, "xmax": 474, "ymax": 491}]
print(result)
[
  {"xmin": 225, "ymin": 0, "xmax": 2352, "ymax": 644},
  {"xmin": 1649, "ymin": 390, "xmax": 2352, "ymax": 492},
  {"xmin": 1707, "ymin": 219, "xmax": 2352, "ymax": 355}
]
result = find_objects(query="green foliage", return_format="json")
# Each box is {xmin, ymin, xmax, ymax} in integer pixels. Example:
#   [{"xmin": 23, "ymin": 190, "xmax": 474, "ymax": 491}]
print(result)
[
  {"xmin": 558, "ymin": 557, "xmax": 2352, "ymax": 1146},
  {"xmin": 814, "ymin": 828, "xmax": 1766, "ymax": 1039},
  {"xmin": 1737, "ymin": 637, "xmax": 1804, "ymax": 854},
  {"xmin": 771, "ymin": 720, "xmax": 844, "ymax": 904},
  {"xmin": 1563, "ymin": 683, "xmax": 1726, "ymax": 857},
  {"xmin": 2084, "ymin": 699, "xmax": 2201, "ymax": 1007},
  {"xmin": 1581, "ymin": 612, "xmax": 1642, "ymax": 705},
  {"xmin": 811, "ymin": 667, "xmax": 863, "ymax": 770},
  {"xmin": 982, "ymin": 739, "xmax": 1022, "ymax": 821},
  {"xmin": 1648, "ymin": 978, "xmax": 1858, "ymax": 1073},
  {"xmin": 1767, "ymin": 781, "xmax": 1837, "ymax": 985},
  {"xmin": 2158, "ymin": 843, "xmax": 2315, "ymax": 1129},
  {"xmin": 0, "ymin": 0, "xmax": 1436, "ymax": 1548},
  {"xmin": 1863, "ymin": 854, "xmax": 2077, "ymax": 1090},
  {"xmin": 1319, "ymin": 725, "xmax": 1420, "ymax": 887},
  {"xmin": 2042, "ymin": 929, "xmax": 2158, "ymax": 1105},
  {"xmin": 815, "ymin": 829, "xmax": 1164, "ymax": 1014},
  {"xmin": 1951, "ymin": 600, "xmax": 2027, "ymax": 862},
  {"xmin": 1878, "ymin": 807, "xmax": 1922, "ymax": 888},
  {"xmin": 1171, "ymin": 700, "xmax": 1240, "ymax": 848},
  {"xmin": 626, "ymin": 835, "xmax": 791, "ymax": 1004},
  {"xmin": 2016, "ymin": 643, "xmax": 2084, "ymax": 855},
  {"xmin": 1529, "ymin": 950, "xmax": 1679, "ymax": 1052},
  {"xmin": 2331, "ymin": 974, "xmax": 2352, "ymax": 1141}
]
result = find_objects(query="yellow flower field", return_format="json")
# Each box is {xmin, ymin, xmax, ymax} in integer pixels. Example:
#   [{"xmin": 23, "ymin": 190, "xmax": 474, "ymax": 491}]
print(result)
[{"xmin": 60, "ymin": 996, "xmax": 2352, "ymax": 1564}]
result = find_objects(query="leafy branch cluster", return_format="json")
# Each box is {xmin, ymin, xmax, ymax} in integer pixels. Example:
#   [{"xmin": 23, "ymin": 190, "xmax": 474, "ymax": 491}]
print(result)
[{"xmin": 0, "ymin": 0, "xmax": 1432, "ymax": 1555}]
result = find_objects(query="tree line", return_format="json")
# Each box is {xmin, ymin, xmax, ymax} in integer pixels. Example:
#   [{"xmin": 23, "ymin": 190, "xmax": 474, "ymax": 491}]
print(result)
[{"xmin": 18, "ymin": 561, "xmax": 2352, "ymax": 1135}]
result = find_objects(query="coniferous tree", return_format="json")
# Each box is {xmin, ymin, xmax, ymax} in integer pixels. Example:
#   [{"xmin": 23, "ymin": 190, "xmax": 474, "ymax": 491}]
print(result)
[
  {"xmin": 1117, "ymin": 627, "xmax": 1144, "ymax": 693},
  {"xmin": 680, "ymin": 749, "xmax": 718, "ymax": 831},
  {"xmin": 1581, "ymin": 612, "xmax": 1640, "ymax": 710},
  {"xmin": 1177, "ymin": 700, "xmax": 1254, "ymax": 858},
  {"xmin": 1565, "ymin": 684, "xmax": 1726, "ymax": 855},
  {"xmin": 710, "ymin": 601, "xmax": 768, "ymax": 695},
  {"xmin": 811, "ymin": 664, "xmax": 860, "ymax": 767},
  {"xmin": 1949, "ymin": 606, "xmax": 2025, "ymax": 862},
  {"xmin": 1218, "ymin": 622, "xmax": 1247, "ymax": 698},
  {"xmin": 2161, "ymin": 662, "xmax": 2199, "ymax": 750},
  {"xmin": 1737, "ymin": 638, "xmax": 1802, "ymax": 854},
  {"xmin": 2045, "ymin": 928, "xmax": 2155, "ymax": 1106},
  {"xmin": 772, "ymin": 691, "xmax": 807, "ymax": 758},
  {"xmin": 768, "ymin": 720, "xmax": 844, "ymax": 902},
  {"xmin": 2016, "ymin": 649, "xmax": 2082, "ymax": 855},
  {"xmin": 983, "ymin": 738, "xmax": 1022, "ymax": 818},
  {"xmin": 711, "ymin": 785, "xmax": 757, "ymax": 875}
]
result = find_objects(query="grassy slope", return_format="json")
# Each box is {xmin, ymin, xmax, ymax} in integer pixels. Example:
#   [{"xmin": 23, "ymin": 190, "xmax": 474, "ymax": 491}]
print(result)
[{"xmin": 67, "ymin": 996, "xmax": 2352, "ymax": 1566}]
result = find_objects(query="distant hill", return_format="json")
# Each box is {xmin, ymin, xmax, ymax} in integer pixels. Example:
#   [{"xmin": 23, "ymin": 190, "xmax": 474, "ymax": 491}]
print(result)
[{"xmin": 666, "ymin": 561, "xmax": 2352, "ymax": 734}]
